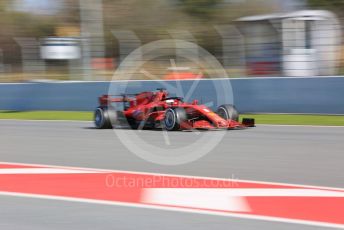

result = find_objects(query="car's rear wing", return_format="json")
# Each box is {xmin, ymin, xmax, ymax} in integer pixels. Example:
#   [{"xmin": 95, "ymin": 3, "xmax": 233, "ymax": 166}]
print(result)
[{"xmin": 98, "ymin": 94, "xmax": 135, "ymax": 106}]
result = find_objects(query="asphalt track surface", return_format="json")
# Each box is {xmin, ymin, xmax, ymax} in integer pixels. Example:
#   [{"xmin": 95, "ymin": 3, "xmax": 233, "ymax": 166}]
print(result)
[{"xmin": 1, "ymin": 120, "xmax": 344, "ymax": 230}]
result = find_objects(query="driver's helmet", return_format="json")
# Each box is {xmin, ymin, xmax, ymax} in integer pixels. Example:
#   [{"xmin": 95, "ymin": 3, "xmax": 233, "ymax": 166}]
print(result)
[{"xmin": 165, "ymin": 98, "xmax": 175, "ymax": 105}]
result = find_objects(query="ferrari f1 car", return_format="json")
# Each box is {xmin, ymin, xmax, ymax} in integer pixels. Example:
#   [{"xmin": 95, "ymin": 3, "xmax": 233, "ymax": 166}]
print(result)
[{"xmin": 94, "ymin": 89, "xmax": 254, "ymax": 130}]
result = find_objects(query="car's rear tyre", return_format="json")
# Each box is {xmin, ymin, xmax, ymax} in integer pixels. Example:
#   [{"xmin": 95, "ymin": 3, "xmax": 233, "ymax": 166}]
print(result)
[
  {"xmin": 94, "ymin": 106, "xmax": 116, "ymax": 129},
  {"xmin": 163, "ymin": 108, "xmax": 187, "ymax": 131},
  {"xmin": 217, "ymin": 104, "xmax": 239, "ymax": 121}
]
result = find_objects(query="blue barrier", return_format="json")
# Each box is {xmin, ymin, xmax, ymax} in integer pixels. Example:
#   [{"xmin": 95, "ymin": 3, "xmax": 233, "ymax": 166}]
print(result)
[{"xmin": 0, "ymin": 76, "xmax": 344, "ymax": 114}]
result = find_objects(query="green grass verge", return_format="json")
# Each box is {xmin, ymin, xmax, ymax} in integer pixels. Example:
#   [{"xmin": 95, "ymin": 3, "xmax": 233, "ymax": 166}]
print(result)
[
  {"xmin": 241, "ymin": 114, "xmax": 344, "ymax": 126},
  {"xmin": 0, "ymin": 111, "xmax": 92, "ymax": 121},
  {"xmin": 1, "ymin": 111, "xmax": 344, "ymax": 126}
]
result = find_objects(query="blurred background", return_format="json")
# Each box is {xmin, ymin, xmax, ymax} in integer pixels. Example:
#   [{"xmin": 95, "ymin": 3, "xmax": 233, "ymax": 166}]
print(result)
[{"xmin": 0, "ymin": 0, "xmax": 344, "ymax": 82}]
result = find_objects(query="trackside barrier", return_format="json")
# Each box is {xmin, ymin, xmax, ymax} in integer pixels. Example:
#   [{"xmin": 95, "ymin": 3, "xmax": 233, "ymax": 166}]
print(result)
[{"xmin": 0, "ymin": 76, "xmax": 344, "ymax": 114}]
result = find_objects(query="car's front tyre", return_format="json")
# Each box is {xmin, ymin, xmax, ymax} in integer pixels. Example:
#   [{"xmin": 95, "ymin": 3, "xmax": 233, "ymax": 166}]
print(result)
[
  {"xmin": 217, "ymin": 104, "xmax": 239, "ymax": 121},
  {"xmin": 163, "ymin": 108, "xmax": 187, "ymax": 131}
]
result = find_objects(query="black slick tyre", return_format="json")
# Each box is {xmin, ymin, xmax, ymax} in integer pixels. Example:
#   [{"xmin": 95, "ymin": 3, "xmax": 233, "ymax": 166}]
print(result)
[
  {"xmin": 163, "ymin": 107, "xmax": 187, "ymax": 131},
  {"xmin": 217, "ymin": 104, "xmax": 239, "ymax": 122}
]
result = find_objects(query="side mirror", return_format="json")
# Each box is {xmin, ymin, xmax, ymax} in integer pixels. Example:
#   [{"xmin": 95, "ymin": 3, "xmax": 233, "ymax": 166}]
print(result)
[{"xmin": 192, "ymin": 99, "xmax": 198, "ymax": 105}]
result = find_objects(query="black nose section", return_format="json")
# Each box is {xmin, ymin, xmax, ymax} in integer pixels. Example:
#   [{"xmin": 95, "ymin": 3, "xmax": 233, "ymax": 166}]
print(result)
[{"xmin": 242, "ymin": 118, "xmax": 255, "ymax": 127}]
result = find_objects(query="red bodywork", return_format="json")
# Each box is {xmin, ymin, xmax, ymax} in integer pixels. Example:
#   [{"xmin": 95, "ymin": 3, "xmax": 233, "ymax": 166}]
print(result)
[{"xmin": 99, "ymin": 90, "xmax": 250, "ymax": 130}]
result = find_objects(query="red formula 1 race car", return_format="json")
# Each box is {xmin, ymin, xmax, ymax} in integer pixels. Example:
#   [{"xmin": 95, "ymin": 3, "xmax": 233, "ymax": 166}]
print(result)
[{"xmin": 94, "ymin": 89, "xmax": 254, "ymax": 130}]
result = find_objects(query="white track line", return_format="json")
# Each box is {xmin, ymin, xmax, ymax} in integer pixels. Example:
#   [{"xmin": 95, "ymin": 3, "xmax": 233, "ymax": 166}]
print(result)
[
  {"xmin": 1, "ymin": 162, "xmax": 344, "ymax": 228},
  {"xmin": 0, "ymin": 161, "xmax": 343, "ymax": 192},
  {"xmin": 0, "ymin": 191, "xmax": 343, "ymax": 229},
  {"xmin": 142, "ymin": 188, "xmax": 250, "ymax": 212},
  {"xmin": 141, "ymin": 188, "xmax": 344, "ymax": 214},
  {"xmin": 0, "ymin": 168, "xmax": 101, "ymax": 174},
  {"xmin": 144, "ymin": 188, "xmax": 344, "ymax": 198}
]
